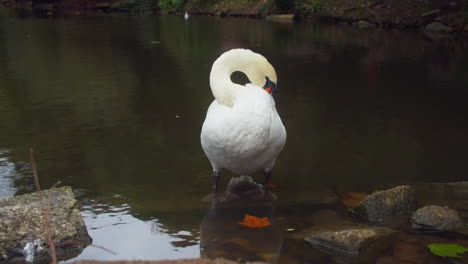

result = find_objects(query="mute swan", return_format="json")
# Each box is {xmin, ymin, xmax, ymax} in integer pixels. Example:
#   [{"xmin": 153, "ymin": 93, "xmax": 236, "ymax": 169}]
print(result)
[{"xmin": 200, "ymin": 49, "xmax": 286, "ymax": 198}]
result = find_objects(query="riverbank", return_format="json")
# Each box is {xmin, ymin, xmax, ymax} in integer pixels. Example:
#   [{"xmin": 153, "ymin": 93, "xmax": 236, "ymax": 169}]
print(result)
[
  {"xmin": 1, "ymin": 0, "xmax": 467, "ymax": 34},
  {"xmin": 182, "ymin": 0, "xmax": 467, "ymax": 33}
]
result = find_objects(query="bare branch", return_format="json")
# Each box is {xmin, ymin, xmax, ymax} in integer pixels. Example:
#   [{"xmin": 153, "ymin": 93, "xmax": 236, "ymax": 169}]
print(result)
[{"xmin": 29, "ymin": 148, "xmax": 58, "ymax": 264}]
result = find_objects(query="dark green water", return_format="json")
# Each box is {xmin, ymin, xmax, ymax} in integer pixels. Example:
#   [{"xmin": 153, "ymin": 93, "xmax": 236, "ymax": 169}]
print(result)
[{"xmin": 0, "ymin": 13, "xmax": 467, "ymax": 263}]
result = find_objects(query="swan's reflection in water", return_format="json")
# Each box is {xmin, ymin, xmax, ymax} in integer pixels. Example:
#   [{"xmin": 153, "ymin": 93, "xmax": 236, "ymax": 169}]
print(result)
[{"xmin": 200, "ymin": 176, "xmax": 283, "ymax": 263}]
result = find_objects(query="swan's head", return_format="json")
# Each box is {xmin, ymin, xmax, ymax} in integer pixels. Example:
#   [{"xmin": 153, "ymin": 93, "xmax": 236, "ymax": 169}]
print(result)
[
  {"xmin": 210, "ymin": 49, "xmax": 278, "ymax": 107},
  {"xmin": 242, "ymin": 51, "xmax": 277, "ymax": 94}
]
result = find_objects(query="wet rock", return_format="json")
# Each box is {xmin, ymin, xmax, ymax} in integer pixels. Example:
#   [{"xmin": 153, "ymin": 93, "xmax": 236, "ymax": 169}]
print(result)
[
  {"xmin": 411, "ymin": 205, "xmax": 466, "ymax": 234},
  {"xmin": 351, "ymin": 186, "xmax": 417, "ymax": 224},
  {"xmin": 290, "ymin": 221, "xmax": 356, "ymax": 241},
  {"xmin": 0, "ymin": 186, "xmax": 92, "ymax": 263},
  {"xmin": 424, "ymin": 22, "xmax": 454, "ymax": 33},
  {"xmin": 354, "ymin": 20, "xmax": 376, "ymax": 29},
  {"xmin": 305, "ymin": 225, "xmax": 397, "ymax": 264}
]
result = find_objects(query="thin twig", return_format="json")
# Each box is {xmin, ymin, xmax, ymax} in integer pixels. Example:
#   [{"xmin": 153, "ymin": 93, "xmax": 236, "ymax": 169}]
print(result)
[
  {"xmin": 29, "ymin": 147, "xmax": 58, "ymax": 264},
  {"xmin": 55, "ymin": 240, "xmax": 117, "ymax": 255}
]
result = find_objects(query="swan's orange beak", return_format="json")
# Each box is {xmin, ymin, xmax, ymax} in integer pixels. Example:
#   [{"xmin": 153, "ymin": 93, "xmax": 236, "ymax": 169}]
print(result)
[{"xmin": 263, "ymin": 77, "xmax": 277, "ymax": 94}]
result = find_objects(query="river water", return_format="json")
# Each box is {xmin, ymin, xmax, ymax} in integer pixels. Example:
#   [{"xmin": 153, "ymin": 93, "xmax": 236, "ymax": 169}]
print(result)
[{"xmin": 0, "ymin": 13, "xmax": 467, "ymax": 263}]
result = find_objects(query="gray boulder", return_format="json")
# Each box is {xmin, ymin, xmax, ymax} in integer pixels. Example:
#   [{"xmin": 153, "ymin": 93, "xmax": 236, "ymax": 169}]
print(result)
[
  {"xmin": 305, "ymin": 225, "xmax": 396, "ymax": 263},
  {"xmin": 411, "ymin": 205, "xmax": 466, "ymax": 234},
  {"xmin": 0, "ymin": 186, "xmax": 92, "ymax": 263},
  {"xmin": 351, "ymin": 185, "xmax": 417, "ymax": 224}
]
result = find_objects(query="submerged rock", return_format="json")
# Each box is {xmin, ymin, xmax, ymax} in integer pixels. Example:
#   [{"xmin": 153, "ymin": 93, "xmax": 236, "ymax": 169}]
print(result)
[
  {"xmin": 0, "ymin": 186, "xmax": 92, "ymax": 263},
  {"xmin": 351, "ymin": 185, "xmax": 417, "ymax": 224},
  {"xmin": 411, "ymin": 205, "xmax": 466, "ymax": 234},
  {"xmin": 305, "ymin": 225, "xmax": 396, "ymax": 263},
  {"xmin": 203, "ymin": 176, "xmax": 276, "ymax": 203},
  {"xmin": 424, "ymin": 22, "xmax": 454, "ymax": 33},
  {"xmin": 227, "ymin": 176, "xmax": 264, "ymax": 198}
]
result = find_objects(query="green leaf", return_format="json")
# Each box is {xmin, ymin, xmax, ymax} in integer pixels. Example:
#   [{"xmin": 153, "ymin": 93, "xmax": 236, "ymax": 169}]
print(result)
[{"xmin": 427, "ymin": 243, "xmax": 468, "ymax": 258}]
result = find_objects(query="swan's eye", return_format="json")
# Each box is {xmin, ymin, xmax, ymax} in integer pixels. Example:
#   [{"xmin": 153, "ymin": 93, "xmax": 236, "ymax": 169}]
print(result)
[{"xmin": 263, "ymin": 77, "xmax": 277, "ymax": 94}]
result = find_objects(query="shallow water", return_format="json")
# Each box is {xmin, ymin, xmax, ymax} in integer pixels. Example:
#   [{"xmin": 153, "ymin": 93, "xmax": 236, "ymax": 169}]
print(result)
[{"xmin": 0, "ymin": 13, "xmax": 467, "ymax": 263}]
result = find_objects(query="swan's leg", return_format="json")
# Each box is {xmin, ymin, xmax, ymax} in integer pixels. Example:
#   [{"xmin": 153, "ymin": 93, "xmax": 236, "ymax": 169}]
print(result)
[
  {"xmin": 212, "ymin": 170, "xmax": 220, "ymax": 192},
  {"xmin": 202, "ymin": 169, "xmax": 237, "ymax": 203},
  {"xmin": 261, "ymin": 170, "xmax": 277, "ymax": 200},
  {"xmin": 202, "ymin": 170, "xmax": 225, "ymax": 202},
  {"xmin": 264, "ymin": 170, "xmax": 272, "ymax": 191}
]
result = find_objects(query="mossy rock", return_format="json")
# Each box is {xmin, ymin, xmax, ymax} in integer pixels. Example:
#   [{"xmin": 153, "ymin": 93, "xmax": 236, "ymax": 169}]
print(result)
[{"xmin": 0, "ymin": 186, "xmax": 92, "ymax": 263}]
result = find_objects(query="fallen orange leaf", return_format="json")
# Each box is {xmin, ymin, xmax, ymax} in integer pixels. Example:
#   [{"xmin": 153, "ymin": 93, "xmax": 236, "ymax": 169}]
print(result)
[
  {"xmin": 341, "ymin": 192, "xmax": 368, "ymax": 208},
  {"xmin": 238, "ymin": 214, "xmax": 271, "ymax": 228}
]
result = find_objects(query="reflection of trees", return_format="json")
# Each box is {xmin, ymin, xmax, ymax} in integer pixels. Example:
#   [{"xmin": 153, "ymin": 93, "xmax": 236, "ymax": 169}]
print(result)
[
  {"xmin": 0, "ymin": 15, "xmax": 210, "ymax": 209},
  {"xmin": 271, "ymin": 22, "xmax": 468, "ymax": 187}
]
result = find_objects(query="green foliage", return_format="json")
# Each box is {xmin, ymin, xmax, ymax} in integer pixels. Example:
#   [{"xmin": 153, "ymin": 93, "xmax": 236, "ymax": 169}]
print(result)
[
  {"xmin": 158, "ymin": 0, "xmax": 185, "ymax": 9},
  {"xmin": 427, "ymin": 244, "xmax": 468, "ymax": 258},
  {"xmin": 293, "ymin": 0, "xmax": 306, "ymax": 12},
  {"xmin": 277, "ymin": 0, "xmax": 324, "ymax": 14},
  {"xmin": 310, "ymin": 0, "xmax": 323, "ymax": 13}
]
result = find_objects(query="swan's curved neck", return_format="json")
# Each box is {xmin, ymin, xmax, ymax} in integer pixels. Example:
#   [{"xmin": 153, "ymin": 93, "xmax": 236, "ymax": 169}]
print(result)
[{"xmin": 209, "ymin": 49, "xmax": 258, "ymax": 107}]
